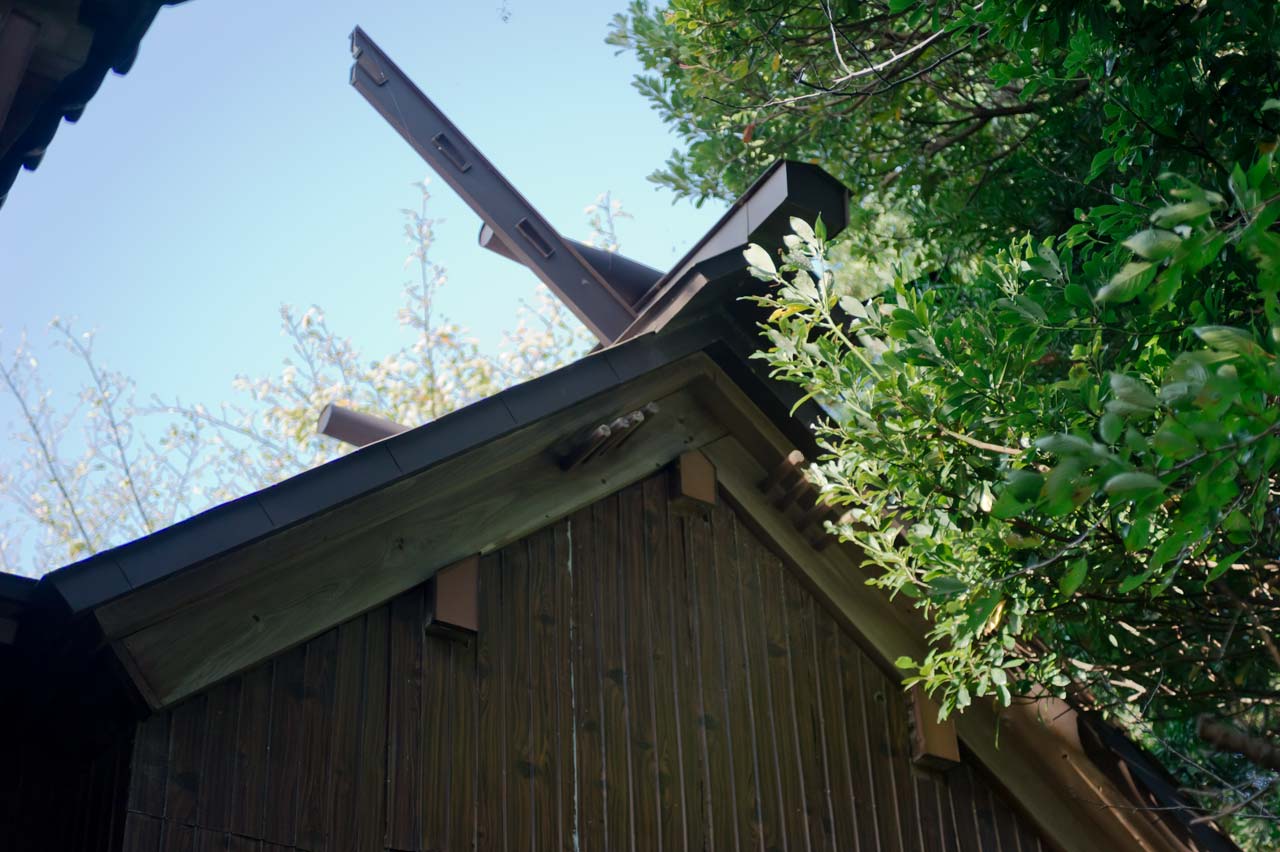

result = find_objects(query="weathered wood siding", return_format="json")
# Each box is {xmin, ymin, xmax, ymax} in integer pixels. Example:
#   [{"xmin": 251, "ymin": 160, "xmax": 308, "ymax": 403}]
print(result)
[{"xmin": 122, "ymin": 471, "xmax": 1052, "ymax": 851}]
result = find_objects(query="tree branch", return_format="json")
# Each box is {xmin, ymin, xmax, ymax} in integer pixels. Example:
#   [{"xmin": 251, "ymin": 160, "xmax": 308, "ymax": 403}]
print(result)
[{"xmin": 1197, "ymin": 715, "xmax": 1280, "ymax": 772}]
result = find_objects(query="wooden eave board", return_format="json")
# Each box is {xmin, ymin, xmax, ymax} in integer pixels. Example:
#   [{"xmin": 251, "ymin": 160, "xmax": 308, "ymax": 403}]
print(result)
[
  {"xmin": 102, "ymin": 354, "xmax": 727, "ymax": 708},
  {"xmin": 50, "ymin": 320, "xmax": 725, "ymax": 617}
]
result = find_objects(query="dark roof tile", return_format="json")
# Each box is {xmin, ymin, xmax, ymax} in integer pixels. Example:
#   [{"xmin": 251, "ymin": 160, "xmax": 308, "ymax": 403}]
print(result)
[
  {"xmin": 256, "ymin": 442, "xmax": 403, "ymax": 529},
  {"xmin": 114, "ymin": 494, "xmax": 274, "ymax": 589},
  {"xmin": 496, "ymin": 351, "xmax": 620, "ymax": 425},
  {"xmin": 45, "ymin": 557, "xmax": 130, "ymax": 614},
  {"xmin": 384, "ymin": 393, "xmax": 519, "ymax": 475}
]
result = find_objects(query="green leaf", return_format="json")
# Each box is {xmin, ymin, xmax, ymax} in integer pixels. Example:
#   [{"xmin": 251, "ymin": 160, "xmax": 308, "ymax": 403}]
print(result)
[
  {"xmin": 789, "ymin": 217, "xmax": 816, "ymax": 244},
  {"xmin": 894, "ymin": 656, "xmax": 917, "ymax": 670},
  {"xmin": 1108, "ymin": 373, "xmax": 1159, "ymax": 411},
  {"xmin": 1064, "ymin": 282, "xmax": 1094, "ymax": 310},
  {"xmin": 1152, "ymin": 421, "xmax": 1198, "ymax": 458},
  {"xmin": 1103, "ymin": 472, "xmax": 1165, "ymax": 498},
  {"xmin": 1035, "ymin": 434, "xmax": 1095, "ymax": 456},
  {"xmin": 1087, "ymin": 148, "xmax": 1114, "ymax": 181},
  {"xmin": 1118, "ymin": 564, "xmax": 1159, "ymax": 594},
  {"xmin": 1204, "ymin": 549, "xmax": 1244, "ymax": 585},
  {"xmin": 1263, "ymin": 99, "xmax": 1280, "ymax": 112},
  {"xmin": 1042, "ymin": 458, "xmax": 1086, "ymax": 516},
  {"xmin": 1059, "ymin": 558, "xmax": 1088, "ymax": 595},
  {"xmin": 1098, "ymin": 412, "xmax": 1123, "ymax": 444},
  {"xmin": 928, "ymin": 576, "xmax": 968, "ymax": 597},
  {"xmin": 1193, "ymin": 325, "xmax": 1264, "ymax": 356},
  {"xmin": 990, "ymin": 489, "xmax": 1028, "ymax": 520},
  {"xmin": 743, "ymin": 244, "xmax": 776, "ymax": 277},
  {"xmin": 1005, "ymin": 469, "xmax": 1044, "ymax": 501},
  {"xmin": 838, "ymin": 296, "xmax": 868, "ymax": 319},
  {"xmin": 1122, "ymin": 229, "xmax": 1181, "ymax": 261},
  {"xmin": 1096, "ymin": 262, "xmax": 1153, "ymax": 303},
  {"xmin": 1150, "ymin": 200, "xmax": 1212, "ymax": 227}
]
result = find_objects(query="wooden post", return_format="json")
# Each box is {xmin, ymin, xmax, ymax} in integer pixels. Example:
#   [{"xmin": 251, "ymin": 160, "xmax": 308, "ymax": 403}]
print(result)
[
  {"xmin": 426, "ymin": 555, "xmax": 479, "ymax": 641},
  {"xmin": 908, "ymin": 684, "xmax": 961, "ymax": 769}
]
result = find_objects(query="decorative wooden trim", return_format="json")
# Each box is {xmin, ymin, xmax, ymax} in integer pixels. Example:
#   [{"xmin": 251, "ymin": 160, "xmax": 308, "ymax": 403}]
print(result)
[
  {"xmin": 908, "ymin": 685, "xmax": 961, "ymax": 769},
  {"xmin": 558, "ymin": 402, "xmax": 660, "ymax": 470},
  {"xmin": 426, "ymin": 555, "xmax": 479, "ymax": 641},
  {"xmin": 669, "ymin": 450, "xmax": 716, "ymax": 509},
  {"xmin": 755, "ymin": 447, "xmax": 845, "ymax": 550},
  {"xmin": 0, "ymin": 11, "xmax": 41, "ymax": 132}
]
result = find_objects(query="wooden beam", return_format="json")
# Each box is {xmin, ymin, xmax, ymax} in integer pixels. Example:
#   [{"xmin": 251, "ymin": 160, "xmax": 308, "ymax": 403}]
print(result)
[
  {"xmin": 426, "ymin": 555, "xmax": 479, "ymax": 640},
  {"xmin": 908, "ymin": 685, "xmax": 961, "ymax": 770},
  {"xmin": 95, "ymin": 354, "xmax": 718, "ymax": 642},
  {"xmin": 0, "ymin": 11, "xmax": 40, "ymax": 132},
  {"xmin": 0, "ymin": 614, "xmax": 17, "ymax": 645}
]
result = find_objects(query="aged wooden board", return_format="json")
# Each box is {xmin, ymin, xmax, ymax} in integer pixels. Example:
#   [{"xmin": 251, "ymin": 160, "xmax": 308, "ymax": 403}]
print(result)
[{"xmin": 96, "ymin": 356, "xmax": 718, "ymax": 643}]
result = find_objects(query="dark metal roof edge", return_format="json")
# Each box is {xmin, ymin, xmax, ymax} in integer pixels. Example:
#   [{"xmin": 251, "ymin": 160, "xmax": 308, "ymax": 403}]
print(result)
[
  {"xmin": 617, "ymin": 245, "xmax": 754, "ymax": 343},
  {"xmin": 0, "ymin": 572, "xmax": 37, "ymax": 606},
  {"xmin": 0, "ymin": 0, "xmax": 189, "ymax": 209},
  {"xmin": 620, "ymin": 160, "xmax": 849, "ymax": 343},
  {"xmin": 635, "ymin": 159, "xmax": 787, "ymax": 306},
  {"xmin": 1078, "ymin": 712, "xmax": 1244, "ymax": 852},
  {"xmin": 38, "ymin": 326, "xmax": 717, "ymax": 615}
]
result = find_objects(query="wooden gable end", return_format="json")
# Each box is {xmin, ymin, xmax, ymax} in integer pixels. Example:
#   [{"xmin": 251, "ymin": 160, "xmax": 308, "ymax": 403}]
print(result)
[{"xmin": 120, "ymin": 469, "xmax": 1052, "ymax": 852}]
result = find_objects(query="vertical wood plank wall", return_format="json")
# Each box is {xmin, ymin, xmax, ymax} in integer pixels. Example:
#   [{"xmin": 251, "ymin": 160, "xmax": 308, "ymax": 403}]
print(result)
[{"xmin": 121, "ymin": 471, "xmax": 1051, "ymax": 852}]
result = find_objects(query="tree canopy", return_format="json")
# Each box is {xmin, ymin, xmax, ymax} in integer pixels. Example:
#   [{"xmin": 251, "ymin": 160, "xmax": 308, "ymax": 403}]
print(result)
[{"xmin": 615, "ymin": 0, "xmax": 1280, "ymax": 841}]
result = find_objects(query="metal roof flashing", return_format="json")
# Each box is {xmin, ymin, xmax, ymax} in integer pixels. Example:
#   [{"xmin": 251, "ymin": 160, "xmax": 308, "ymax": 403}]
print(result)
[{"xmin": 618, "ymin": 160, "xmax": 850, "ymax": 343}]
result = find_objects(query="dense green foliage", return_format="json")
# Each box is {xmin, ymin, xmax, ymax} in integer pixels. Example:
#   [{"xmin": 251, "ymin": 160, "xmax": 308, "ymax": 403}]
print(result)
[{"xmin": 615, "ymin": 0, "xmax": 1280, "ymax": 838}]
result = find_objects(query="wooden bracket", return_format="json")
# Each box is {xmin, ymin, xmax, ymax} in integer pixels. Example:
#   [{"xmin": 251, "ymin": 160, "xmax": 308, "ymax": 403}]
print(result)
[
  {"xmin": 670, "ymin": 450, "xmax": 717, "ymax": 511},
  {"xmin": 557, "ymin": 402, "xmax": 659, "ymax": 471},
  {"xmin": 908, "ymin": 684, "xmax": 961, "ymax": 770},
  {"xmin": 758, "ymin": 449, "xmax": 848, "ymax": 550},
  {"xmin": 426, "ymin": 555, "xmax": 479, "ymax": 641}
]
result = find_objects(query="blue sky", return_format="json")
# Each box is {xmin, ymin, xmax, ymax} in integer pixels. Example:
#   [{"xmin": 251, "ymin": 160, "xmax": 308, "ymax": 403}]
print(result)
[{"xmin": 0, "ymin": 0, "xmax": 723, "ymax": 409}]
